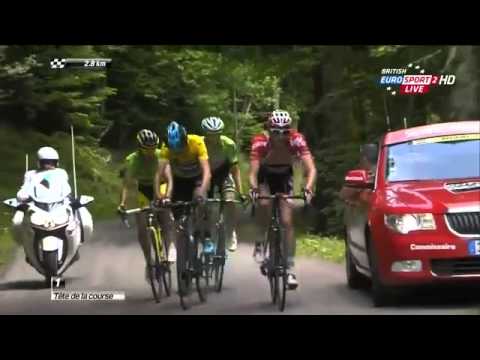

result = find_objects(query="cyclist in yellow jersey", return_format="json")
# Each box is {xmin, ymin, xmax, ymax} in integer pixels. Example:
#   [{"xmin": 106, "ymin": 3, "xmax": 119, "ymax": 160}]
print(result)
[
  {"xmin": 155, "ymin": 121, "xmax": 211, "ymax": 201},
  {"xmin": 154, "ymin": 121, "xmax": 212, "ymax": 248},
  {"xmin": 118, "ymin": 129, "xmax": 176, "ymax": 282}
]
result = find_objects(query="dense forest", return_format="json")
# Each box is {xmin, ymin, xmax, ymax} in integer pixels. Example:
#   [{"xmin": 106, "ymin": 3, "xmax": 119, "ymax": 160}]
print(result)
[{"xmin": 1, "ymin": 45, "xmax": 477, "ymax": 235}]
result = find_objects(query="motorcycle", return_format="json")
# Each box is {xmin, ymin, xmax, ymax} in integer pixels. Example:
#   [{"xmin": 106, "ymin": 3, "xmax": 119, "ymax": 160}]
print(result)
[
  {"xmin": 3, "ymin": 191, "xmax": 94, "ymax": 287},
  {"xmin": 3, "ymin": 126, "xmax": 94, "ymax": 287}
]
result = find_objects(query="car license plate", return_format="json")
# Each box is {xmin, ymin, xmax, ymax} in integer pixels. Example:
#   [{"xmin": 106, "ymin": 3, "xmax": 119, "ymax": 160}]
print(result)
[{"xmin": 468, "ymin": 240, "xmax": 480, "ymax": 256}]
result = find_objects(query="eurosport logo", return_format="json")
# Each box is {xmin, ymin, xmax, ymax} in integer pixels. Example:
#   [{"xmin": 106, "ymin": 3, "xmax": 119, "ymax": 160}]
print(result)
[{"xmin": 379, "ymin": 63, "xmax": 456, "ymax": 96}]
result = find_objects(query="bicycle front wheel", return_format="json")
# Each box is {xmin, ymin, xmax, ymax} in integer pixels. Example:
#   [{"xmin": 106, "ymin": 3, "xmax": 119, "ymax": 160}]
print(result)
[
  {"xmin": 214, "ymin": 221, "xmax": 226, "ymax": 292},
  {"xmin": 147, "ymin": 227, "xmax": 163, "ymax": 303},
  {"xmin": 276, "ymin": 227, "xmax": 288, "ymax": 312},
  {"xmin": 194, "ymin": 237, "xmax": 207, "ymax": 303},
  {"xmin": 161, "ymin": 235, "xmax": 172, "ymax": 297},
  {"xmin": 176, "ymin": 231, "xmax": 193, "ymax": 310},
  {"xmin": 267, "ymin": 228, "xmax": 279, "ymax": 304}
]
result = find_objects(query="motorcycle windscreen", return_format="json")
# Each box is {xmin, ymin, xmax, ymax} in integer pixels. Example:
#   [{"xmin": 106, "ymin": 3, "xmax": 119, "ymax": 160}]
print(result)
[{"xmin": 27, "ymin": 170, "xmax": 71, "ymax": 204}]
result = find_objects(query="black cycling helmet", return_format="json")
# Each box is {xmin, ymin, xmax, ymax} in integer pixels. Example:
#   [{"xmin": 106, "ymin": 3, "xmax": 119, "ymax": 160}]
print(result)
[{"xmin": 137, "ymin": 129, "xmax": 159, "ymax": 149}]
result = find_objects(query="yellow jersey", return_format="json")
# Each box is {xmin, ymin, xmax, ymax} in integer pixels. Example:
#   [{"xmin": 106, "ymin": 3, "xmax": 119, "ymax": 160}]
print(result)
[{"xmin": 160, "ymin": 134, "xmax": 209, "ymax": 178}]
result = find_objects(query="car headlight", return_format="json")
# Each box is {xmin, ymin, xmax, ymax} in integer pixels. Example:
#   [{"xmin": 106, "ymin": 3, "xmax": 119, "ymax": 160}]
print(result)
[{"xmin": 384, "ymin": 213, "xmax": 436, "ymax": 234}]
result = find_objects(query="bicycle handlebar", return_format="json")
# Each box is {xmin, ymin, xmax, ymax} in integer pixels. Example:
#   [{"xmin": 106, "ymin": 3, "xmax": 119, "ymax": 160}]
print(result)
[
  {"xmin": 206, "ymin": 198, "xmax": 244, "ymax": 204},
  {"xmin": 255, "ymin": 195, "xmax": 306, "ymax": 200},
  {"xmin": 118, "ymin": 206, "xmax": 164, "ymax": 216},
  {"xmin": 250, "ymin": 193, "xmax": 308, "ymax": 218}
]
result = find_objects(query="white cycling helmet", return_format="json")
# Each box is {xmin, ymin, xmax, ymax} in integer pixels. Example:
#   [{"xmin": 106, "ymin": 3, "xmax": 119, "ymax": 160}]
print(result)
[
  {"xmin": 269, "ymin": 110, "xmax": 292, "ymax": 128},
  {"xmin": 201, "ymin": 117, "xmax": 224, "ymax": 133},
  {"xmin": 137, "ymin": 129, "xmax": 159, "ymax": 149},
  {"xmin": 37, "ymin": 147, "xmax": 59, "ymax": 161}
]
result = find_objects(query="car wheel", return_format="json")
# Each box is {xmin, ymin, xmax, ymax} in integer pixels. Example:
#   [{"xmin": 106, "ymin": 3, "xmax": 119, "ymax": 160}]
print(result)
[
  {"xmin": 344, "ymin": 233, "xmax": 368, "ymax": 290},
  {"xmin": 367, "ymin": 233, "xmax": 394, "ymax": 307}
]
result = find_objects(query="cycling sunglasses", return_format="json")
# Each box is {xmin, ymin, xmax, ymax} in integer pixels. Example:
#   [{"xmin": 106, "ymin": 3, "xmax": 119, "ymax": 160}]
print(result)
[{"xmin": 269, "ymin": 128, "xmax": 291, "ymax": 135}]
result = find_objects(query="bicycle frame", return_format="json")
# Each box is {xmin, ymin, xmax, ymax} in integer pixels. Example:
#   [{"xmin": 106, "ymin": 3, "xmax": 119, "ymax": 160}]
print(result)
[
  {"xmin": 167, "ymin": 200, "xmax": 207, "ymax": 308},
  {"xmin": 254, "ymin": 193, "xmax": 306, "ymax": 243},
  {"xmin": 252, "ymin": 193, "xmax": 306, "ymax": 311},
  {"xmin": 119, "ymin": 205, "xmax": 172, "ymax": 302},
  {"xmin": 120, "ymin": 206, "xmax": 166, "ymax": 259},
  {"xmin": 168, "ymin": 201, "xmax": 198, "ymax": 238},
  {"xmin": 205, "ymin": 198, "xmax": 243, "ymax": 232}
]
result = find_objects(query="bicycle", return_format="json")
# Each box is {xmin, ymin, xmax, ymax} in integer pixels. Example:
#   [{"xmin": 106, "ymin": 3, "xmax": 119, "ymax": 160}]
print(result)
[
  {"xmin": 202, "ymin": 198, "xmax": 244, "ymax": 292},
  {"xmin": 251, "ymin": 192, "xmax": 307, "ymax": 312},
  {"xmin": 119, "ymin": 205, "xmax": 172, "ymax": 303},
  {"xmin": 168, "ymin": 200, "xmax": 207, "ymax": 310}
]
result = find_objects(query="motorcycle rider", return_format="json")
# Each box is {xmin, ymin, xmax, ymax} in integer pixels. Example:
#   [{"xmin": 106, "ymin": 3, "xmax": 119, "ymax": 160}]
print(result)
[{"xmin": 12, "ymin": 146, "xmax": 88, "ymax": 270}]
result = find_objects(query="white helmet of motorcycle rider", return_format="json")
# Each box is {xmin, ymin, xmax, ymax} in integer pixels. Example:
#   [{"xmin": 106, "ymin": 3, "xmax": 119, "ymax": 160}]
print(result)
[{"xmin": 37, "ymin": 147, "xmax": 59, "ymax": 169}]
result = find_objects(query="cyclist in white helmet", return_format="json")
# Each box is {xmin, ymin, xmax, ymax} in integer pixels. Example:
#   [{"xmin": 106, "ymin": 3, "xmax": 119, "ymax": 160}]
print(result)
[
  {"xmin": 249, "ymin": 110, "xmax": 317, "ymax": 289},
  {"xmin": 201, "ymin": 117, "xmax": 246, "ymax": 253}
]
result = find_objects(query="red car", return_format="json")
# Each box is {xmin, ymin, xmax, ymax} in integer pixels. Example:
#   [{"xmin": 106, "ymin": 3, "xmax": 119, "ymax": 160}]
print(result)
[{"xmin": 342, "ymin": 121, "xmax": 480, "ymax": 306}]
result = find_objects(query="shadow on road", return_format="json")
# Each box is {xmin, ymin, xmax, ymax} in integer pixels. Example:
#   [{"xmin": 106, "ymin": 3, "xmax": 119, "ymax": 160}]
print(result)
[
  {"xmin": 335, "ymin": 283, "xmax": 480, "ymax": 310},
  {"xmin": 0, "ymin": 276, "xmax": 84, "ymax": 292},
  {"xmin": 220, "ymin": 299, "xmax": 292, "ymax": 314},
  {"xmin": 398, "ymin": 286, "xmax": 480, "ymax": 309},
  {"xmin": 0, "ymin": 280, "xmax": 47, "ymax": 291}
]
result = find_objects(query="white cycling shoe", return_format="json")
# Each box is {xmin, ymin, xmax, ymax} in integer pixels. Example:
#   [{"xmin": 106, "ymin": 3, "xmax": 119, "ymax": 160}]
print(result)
[
  {"xmin": 253, "ymin": 242, "xmax": 264, "ymax": 263},
  {"xmin": 228, "ymin": 231, "xmax": 238, "ymax": 252},
  {"xmin": 168, "ymin": 244, "xmax": 177, "ymax": 263},
  {"xmin": 287, "ymin": 273, "xmax": 298, "ymax": 290}
]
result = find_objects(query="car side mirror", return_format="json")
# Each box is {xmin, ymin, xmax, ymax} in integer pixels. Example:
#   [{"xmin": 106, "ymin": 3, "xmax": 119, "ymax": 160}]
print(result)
[
  {"xmin": 3, "ymin": 198, "xmax": 19, "ymax": 209},
  {"xmin": 361, "ymin": 143, "xmax": 379, "ymax": 165},
  {"xmin": 344, "ymin": 170, "xmax": 374, "ymax": 189},
  {"xmin": 79, "ymin": 195, "xmax": 95, "ymax": 207}
]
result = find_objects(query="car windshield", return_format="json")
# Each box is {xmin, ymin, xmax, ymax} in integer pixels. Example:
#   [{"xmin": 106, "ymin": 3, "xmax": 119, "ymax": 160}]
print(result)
[{"xmin": 386, "ymin": 136, "xmax": 480, "ymax": 182}]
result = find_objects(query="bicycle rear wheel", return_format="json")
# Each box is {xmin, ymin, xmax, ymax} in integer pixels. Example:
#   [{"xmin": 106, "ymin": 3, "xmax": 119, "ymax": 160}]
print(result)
[
  {"xmin": 147, "ymin": 227, "xmax": 163, "ymax": 303},
  {"xmin": 214, "ymin": 221, "xmax": 226, "ymax": 292},
  {"xmin": 177, "ymin": 231, "xmax": 193, "ymax": 310},
  {"xmin": 276, "ymin": 227, "xmax": 288, "ymax": 312},
  {"xmin": 194, "ymin": 236, "xmax": 207, "ymax": 303},
  {"xmin": 267, "ymin": 228, "xmax": 279, "ymax": 304},
  {"xmin": 159, "ymin": 231, "xmax": 172, "ymax": 296}
]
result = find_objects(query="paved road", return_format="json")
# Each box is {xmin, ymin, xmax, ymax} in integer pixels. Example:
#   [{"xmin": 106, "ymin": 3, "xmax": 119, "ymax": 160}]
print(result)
[{"xmin": 0, "ymin": 221, "xmax": 479, "ymax": 314}]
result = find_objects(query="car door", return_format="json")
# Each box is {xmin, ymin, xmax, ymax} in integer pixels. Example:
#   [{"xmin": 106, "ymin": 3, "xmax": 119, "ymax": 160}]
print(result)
[{"xmin": 343, "ymin": 144, "xmax": 378, "ymax": 275}]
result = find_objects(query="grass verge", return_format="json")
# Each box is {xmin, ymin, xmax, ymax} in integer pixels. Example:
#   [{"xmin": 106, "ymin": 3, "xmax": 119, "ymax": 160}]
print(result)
[{"xmin": 297, "ymin": 233, "xmax": 345, "ymax": 264}]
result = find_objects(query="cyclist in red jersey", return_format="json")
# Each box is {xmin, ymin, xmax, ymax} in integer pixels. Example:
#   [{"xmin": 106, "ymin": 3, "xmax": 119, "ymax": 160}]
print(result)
[{"xmin": 249, "ymin": 110, "xmax": 317, "ymax": 289}]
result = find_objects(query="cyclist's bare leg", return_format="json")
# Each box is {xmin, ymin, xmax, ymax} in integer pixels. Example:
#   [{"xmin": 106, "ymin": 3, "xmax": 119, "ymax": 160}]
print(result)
[
  {"xmin": 135, "ymin": 212, "xmax": 152, "ymax": 265},
  {"xmin": 223, "ymin": 189, "xmax": 237, "ymax": 245},
  {"xmin": 193, "ymin": 186, "xmax": 208, "ymax": 240},
  {"xmin": 257, "ymin": 184, "xmax": 271, "ymax": 233},
  {"xmin": 158, "ymin": 209, "xmax": 176, "ymax": 259},
  {"xmin": 204, "ymin": 188, "xmax": 215, "ymax": 242},
  {"xmin": 252, "ymin": 184, "xmax": 271, "ymax": 261},
  {"xmin": 279, "ymin": 199, "xmax": 295, "ymax": 268},
  {"xmin": 279, "ymin": 198, "xmax": 298, "ymax": 288}
]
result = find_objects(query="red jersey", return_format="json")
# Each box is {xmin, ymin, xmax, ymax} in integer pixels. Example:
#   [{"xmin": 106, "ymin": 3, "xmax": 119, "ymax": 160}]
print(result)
[{"xmin": 250, "ymin": 131, "xmax": 311, "ymax": 165}]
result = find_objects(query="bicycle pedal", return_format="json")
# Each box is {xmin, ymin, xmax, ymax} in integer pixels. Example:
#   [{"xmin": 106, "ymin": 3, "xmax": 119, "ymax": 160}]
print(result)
[{"xmin": 260, "ymin": 265, "xmax": 268, "ymax": 276}]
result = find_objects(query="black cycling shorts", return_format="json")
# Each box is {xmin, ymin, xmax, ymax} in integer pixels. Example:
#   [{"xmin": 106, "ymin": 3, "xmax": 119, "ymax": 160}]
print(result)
[
  {"xmin": 208, "ymin": 161, "xmax": 235, "ymax": 198},
  {"xmin": 138, "ymin": 183, "xmax": 154, "ymax": 202},
  {"xmin": 172, "ymin": 175, "xmax": 203, "ymax": 202},
  {"xmin": 258, "ymin": 164, "xmax": 293, "ymax": 195}
]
